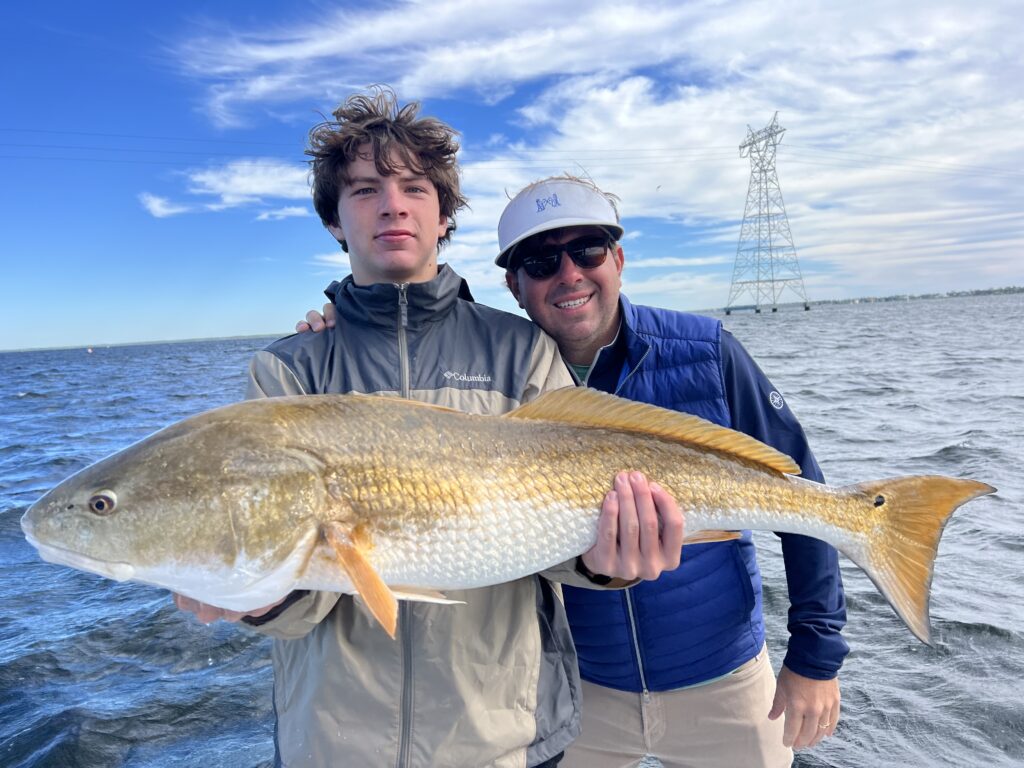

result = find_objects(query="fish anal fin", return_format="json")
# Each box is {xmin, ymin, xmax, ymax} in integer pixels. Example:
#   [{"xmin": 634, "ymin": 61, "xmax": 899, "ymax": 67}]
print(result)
[
  {"xmin": 683, "ymin": 530, "xmax": 742, "ymax": 545},
  {"xmin": 322, "ymin": 522, "xmax": 398, "ymax": 639},
  {"xmin": 507, "ymin": 389, "xmax": 800, "ymax": 475}
]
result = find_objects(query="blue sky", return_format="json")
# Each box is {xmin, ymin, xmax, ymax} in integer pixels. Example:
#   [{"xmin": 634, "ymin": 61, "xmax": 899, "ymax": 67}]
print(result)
[{"xmin": 2, "ymin": 0, "xmax": 1022, "ymax": 351}]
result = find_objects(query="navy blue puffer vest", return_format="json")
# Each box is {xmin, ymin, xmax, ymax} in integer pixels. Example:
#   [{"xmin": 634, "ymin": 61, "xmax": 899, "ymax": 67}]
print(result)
[{"xmin": 563, "ymin": 297, "xmax": 765, "ymax": 691}]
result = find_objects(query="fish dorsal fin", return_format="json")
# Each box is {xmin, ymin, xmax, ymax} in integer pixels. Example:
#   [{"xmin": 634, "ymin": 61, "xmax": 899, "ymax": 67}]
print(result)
[{"xmin": 507, "ymin": 388, "xmax": 800, "ymax": 475}]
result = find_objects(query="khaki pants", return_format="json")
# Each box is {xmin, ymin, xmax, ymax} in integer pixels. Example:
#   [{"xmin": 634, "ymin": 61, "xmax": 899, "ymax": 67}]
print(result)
[{"xmin": 562, "ymin": 645, "xmax": 792, "ymax": 768}]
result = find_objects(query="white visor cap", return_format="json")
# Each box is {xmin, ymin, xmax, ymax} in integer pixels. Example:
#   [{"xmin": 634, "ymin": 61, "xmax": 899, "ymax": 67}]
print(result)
[{"xmin": 496, "ymin": 179, "xmax": 624, "ymax": 268}]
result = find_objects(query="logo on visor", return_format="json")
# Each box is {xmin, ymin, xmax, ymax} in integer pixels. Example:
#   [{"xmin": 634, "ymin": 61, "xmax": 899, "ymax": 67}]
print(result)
[
  {"xmin": 536, "ymin": 193, "xmax": 561, "ymax": 213},
  {"xmin": 769, "ymin": 391, "xmax": 785, "ymax": 410}
]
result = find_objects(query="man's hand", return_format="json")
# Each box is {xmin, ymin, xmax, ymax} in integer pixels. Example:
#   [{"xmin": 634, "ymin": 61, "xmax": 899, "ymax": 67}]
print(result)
[
  {"xmin": 768, "ymin": 665, "xmax": 841, "ymax": 749},
  {"xmin": 295, "ymin": 303, "xmax": 336, "ymax": 333},
  {"xmin": 173, "ymin": 593, "xmax": 282, "ymax": 624},
  {"xmin": 580, "ymin": 471, "xmax": 684, "ymax": 581}
]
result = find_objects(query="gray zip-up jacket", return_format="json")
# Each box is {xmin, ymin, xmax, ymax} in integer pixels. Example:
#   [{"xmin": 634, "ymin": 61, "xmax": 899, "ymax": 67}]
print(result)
[{"xmin": 242, "ymin": 265, "xmax": 589, "ymax": 768}]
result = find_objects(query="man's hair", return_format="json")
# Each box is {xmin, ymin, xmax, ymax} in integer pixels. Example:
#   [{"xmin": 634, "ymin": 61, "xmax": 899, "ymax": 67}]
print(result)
[{"xmin": 307, "ymin": 86, "xmax": 468, "ymax": 246}]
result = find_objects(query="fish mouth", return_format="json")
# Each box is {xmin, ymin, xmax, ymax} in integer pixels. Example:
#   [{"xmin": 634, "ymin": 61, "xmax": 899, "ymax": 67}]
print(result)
[{"xmin": 23, "ymin": 532, "xmax": 136, "ymax": 582}]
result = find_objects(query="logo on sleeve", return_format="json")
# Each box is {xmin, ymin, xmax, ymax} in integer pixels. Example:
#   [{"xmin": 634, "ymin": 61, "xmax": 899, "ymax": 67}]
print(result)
[
  {"xmin": 769, "ymin": 391, "xmax": 785, "ymax": 410},
  {"xmin": 443, "ymin": 370, "xmax": 493, "ymax": 384}
]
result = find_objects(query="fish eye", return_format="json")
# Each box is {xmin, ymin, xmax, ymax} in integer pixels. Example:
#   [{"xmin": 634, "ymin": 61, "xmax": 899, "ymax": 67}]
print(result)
[
  {"xmin": 874, "ymin": 495, "xmax": 885, "ymax": 507},
  {"xmin": 88, "ymin": 491, "xmax": 118, "ymax": 516}
]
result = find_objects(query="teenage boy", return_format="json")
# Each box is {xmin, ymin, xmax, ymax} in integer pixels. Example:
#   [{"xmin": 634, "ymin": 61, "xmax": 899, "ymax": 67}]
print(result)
[{"xmin": 179, "ymin": 97, "xmax": 684, "ymax": 768}]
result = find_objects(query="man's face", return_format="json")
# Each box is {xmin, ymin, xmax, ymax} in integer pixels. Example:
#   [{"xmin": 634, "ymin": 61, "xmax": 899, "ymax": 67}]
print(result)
[
  {"xmin": 327, "ymin": 149, "xmax": 448, "ymax": 285},
  {"xmin": 506, "ymin": 225, "xmax": 624, "ymax": 365}
]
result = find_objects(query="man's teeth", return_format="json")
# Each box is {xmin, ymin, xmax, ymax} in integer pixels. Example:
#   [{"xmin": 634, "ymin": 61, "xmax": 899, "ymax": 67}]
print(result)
[{"xmin": 555, "ymin": 296, "xmax": 590, "ymax": 309}]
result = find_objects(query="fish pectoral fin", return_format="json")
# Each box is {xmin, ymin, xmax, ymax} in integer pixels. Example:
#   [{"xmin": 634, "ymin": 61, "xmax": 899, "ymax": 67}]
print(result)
[
  {"xmin": 506, "ymin": 388, "xmax": 800, "ymax": 475},
  {"xmin": 682, "ymin": 530, "xmax": 742, "ymax": 545},
  {"xmin": 390, "ymin": 586, "xmax": 465, "ymax": 605},
  {"xmin": 322, "ymin": 522, "xmax": 398, "ymax": 639}
]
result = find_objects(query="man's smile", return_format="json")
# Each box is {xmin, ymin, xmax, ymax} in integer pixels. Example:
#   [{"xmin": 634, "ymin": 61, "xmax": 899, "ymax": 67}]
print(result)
[{"xmin": 554, "ymin": 294, "xmax": 593, "ymax": 310}]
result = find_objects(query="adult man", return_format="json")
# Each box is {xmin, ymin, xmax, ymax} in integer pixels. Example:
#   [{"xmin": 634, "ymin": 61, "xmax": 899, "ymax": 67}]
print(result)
[
  {"xmin": 497, "ymin": 176, "xmax": 847, "ymax": 767},
  {"xmin": 303, "ymin": 174, "xmax": 849, "ymax": 767},
  {"xmin": 179, "ymin": 95, "xmax": 684, "ymax": 768}
]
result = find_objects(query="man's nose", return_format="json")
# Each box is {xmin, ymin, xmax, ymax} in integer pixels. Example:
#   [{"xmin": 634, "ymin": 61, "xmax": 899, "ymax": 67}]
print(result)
[{"xmin": 554, "ymin": 249, "xmax": 584, "ymax": 282}]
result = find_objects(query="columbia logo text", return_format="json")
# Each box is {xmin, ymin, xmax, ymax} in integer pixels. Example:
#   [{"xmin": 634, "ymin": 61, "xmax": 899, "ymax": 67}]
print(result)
[{"xmin": 443, "ymin": 371, "xmax": 493, "ymax": 383}]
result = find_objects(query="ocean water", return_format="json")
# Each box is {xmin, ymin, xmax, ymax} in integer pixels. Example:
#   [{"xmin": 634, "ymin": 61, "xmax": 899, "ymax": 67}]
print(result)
[{"xmin": 1, "ymin": 293, "xmax": 1021, "ymax": 767}]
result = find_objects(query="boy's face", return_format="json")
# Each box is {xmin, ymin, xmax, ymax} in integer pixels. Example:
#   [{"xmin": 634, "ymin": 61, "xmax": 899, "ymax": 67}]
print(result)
[
  {"xmin": 328, "ymin": 148, "xmax": 448, "ymax": 286},
  {"xmin": 506, "ymin": 225, "xmax": 624, "ymax": 366}
]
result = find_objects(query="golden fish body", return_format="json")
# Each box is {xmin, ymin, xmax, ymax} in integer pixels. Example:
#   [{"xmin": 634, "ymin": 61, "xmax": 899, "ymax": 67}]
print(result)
[{"xmin": 21, "ymin": 388, "xmax": 994, "ymax": 642}]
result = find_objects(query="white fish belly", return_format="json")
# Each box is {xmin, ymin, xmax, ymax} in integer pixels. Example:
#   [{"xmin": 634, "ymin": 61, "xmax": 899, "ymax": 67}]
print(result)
[
  {"xmin": 365, "ymin": 500, "xmax": 599, "ymax": 589},
  {"xmin": 691, "ymin": 503, "xmax": 865, "ymax": 560}
]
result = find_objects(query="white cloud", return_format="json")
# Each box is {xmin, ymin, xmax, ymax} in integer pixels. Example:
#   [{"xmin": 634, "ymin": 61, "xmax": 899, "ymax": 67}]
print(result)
[
  {"xmin": 166, "ymin": 0, "xmax": 1024, "ymax": 300},
  {"xmin": 628, "ymin": 255, "xmax": 733, "ymax": 269},
  {"xmin": 257, "ymin": 206, "xmax": 311, "ymax": 221},
  {"xmin": 311, "ymin": 251, "xmax": 350, "ymax": 271},
  {"xmin": 187, "ymin": 158, "xmax": 309, "ymax": 207},
  {"xmin": 139, "ymin": 193, "xmax": 190, "ymax": 218}
]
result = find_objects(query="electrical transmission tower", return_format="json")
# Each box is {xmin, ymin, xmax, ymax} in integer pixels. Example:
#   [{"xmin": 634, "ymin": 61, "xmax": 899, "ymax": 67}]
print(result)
[{"xmin": 725, "ymin": 113, "xmax": 810, "ymax": 314}]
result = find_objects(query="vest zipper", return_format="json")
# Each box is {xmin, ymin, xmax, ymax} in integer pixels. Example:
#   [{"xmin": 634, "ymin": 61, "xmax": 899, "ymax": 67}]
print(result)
[
  {"xmin": 613, "ymin": 345, "xmax": 651, "ymax": 396},
  {"xmin": 396, "ymin": 283, "xmax": 413, "ymax": 768},
  {"xmin": 624, "ymin": 589, "xmax": 650, "ymax": 700},
  {"xmin": 618, "ymin": 338, "xmax": 651, "ymax": 701}
]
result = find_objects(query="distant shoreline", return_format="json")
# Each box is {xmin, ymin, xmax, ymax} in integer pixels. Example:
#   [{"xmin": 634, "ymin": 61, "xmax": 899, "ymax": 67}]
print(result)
[
  {"xmin": 4, "ymin": 287, "xmax": 1021, "ymax": 354},
  {"xmin": 804, "ymin": 285, "xmax": 1023, "ymax": 306},
  {"xmin": 0, "ymin": 333, "xmax": 281, "ymax": 356},
  {"xmin": 711, "ymin": 285, "xmax": 1023, "ymax": 314}
]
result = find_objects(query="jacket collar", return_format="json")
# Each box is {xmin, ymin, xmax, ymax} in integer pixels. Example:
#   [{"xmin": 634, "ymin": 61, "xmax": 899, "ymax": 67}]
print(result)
[
  {"xmin": 589, "ymin": 293, "xmax": 652, "ymax": 394},
  {"xmin": 324, "ymin": 264, "xmax": 474, "ymax": 329}
]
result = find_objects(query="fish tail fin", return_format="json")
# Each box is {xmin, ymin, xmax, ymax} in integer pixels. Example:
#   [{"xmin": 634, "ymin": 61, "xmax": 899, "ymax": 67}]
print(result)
[{"xmin": 848, "ymin": 476, "xmax": 995, "ymax": 645}]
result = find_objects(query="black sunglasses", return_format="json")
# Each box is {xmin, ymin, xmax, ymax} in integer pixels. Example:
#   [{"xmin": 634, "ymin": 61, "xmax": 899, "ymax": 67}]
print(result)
[{"xmin": 513, "ymin": 234, "xmax": 613, "ymax": 280}]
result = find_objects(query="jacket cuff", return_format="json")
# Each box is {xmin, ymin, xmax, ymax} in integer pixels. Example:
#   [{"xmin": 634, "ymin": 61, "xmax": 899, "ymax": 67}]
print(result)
[
  {"xmin": 574, "ymin": 556, "xmax": 613, "ymax": 585},
  {"xmin": 241, "ymin": 590, "xmax": 309, "ymax": 627},
  {"xmin": 783, "ymin": 625, "xmax": 849, "ymax": 680}
]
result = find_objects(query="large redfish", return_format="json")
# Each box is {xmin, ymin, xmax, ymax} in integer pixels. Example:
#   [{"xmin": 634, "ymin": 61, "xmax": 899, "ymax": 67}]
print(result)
[{"xmin": 21, "ymin": 388, "xmax": 994, "ymax": 641}]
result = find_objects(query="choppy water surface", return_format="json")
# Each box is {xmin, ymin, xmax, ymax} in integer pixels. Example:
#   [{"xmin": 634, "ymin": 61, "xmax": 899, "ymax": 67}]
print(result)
[{"xmin": 1, "ymin": 294, "xmax": 1021, "ymax": 767}]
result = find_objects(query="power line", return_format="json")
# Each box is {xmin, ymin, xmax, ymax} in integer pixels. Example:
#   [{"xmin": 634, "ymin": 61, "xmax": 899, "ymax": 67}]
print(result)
[
  {"xmin": 0, "ymin": 127, "xmax": 299, "ymax": 148},
  {"xmin": 784, "ymin": 143, "xmax": 1012, "ymax": 177},
  {"xmin": 2, "ymin": 129, "xmax": 1023, "ymax": 181}
]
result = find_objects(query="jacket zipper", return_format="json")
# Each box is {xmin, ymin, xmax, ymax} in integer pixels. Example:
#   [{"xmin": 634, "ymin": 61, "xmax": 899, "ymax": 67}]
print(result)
[
  {"xmin": 624, "ymin": 589, "xmax": 650, "ymax": 702},
  {"xmin": 396, "ymin": 283, "xmax": 413, "ymax": 768},
  {"xmin": 397, "ymin": 284, "xmax": 410, "ymax": 397},
  {"xmin": 397, "ymin": 602, "xmax": 413, "ymax": 768}
]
